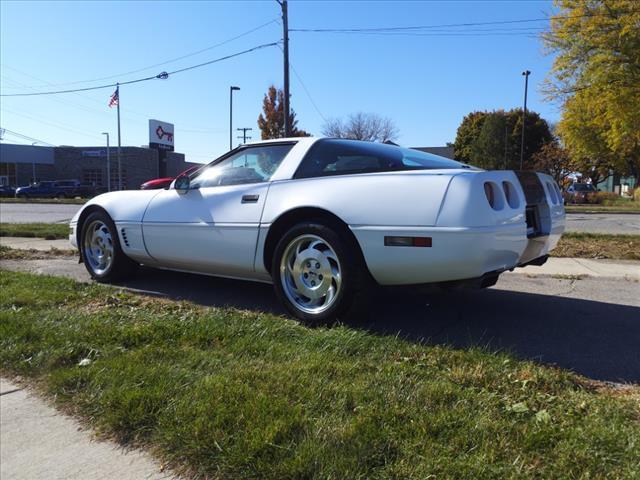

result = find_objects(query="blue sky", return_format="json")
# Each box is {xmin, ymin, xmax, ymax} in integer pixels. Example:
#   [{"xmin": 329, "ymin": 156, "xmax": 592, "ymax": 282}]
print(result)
[{"xmin": 1, "ymin": 0, "xmax": 559, "ymax": 163}]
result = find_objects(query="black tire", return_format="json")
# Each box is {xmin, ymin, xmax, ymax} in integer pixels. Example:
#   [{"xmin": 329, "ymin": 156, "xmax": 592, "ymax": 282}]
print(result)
[
  {"xmin": 271, "ymin": 220, "xmax": 371, "ymax": 325},
  {"xmin": 56, "ymin": 193, "xmax": 66, "ymax": 199},
  {"xmin": 80, "ymin": 210, "xmax": 137, "ymax": 282}
]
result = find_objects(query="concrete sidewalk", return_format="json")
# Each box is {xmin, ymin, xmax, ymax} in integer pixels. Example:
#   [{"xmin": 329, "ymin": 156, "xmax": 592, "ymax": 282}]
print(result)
[
  {"xmin": 1, "ymin": 236, "xmax": 72, "ymax": 251},
  {"xmin": 0, "ymin": 378, "xmax": 176, "ymax": 480},
  {"xmin": 520, "ymin": 257, "xmax": 640, "ymax": 280}
]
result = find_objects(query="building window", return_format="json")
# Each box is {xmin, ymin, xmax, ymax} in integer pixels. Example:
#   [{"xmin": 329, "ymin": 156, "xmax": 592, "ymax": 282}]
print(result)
[
  {"xmin": 83, "ymin": 169, "xmax": 103, "ymax": 186},
  {"xmin": 0, "ymin": 163, "xmax": 17, "ymax": 186},
  {"xmin": 110, "ymin": 168, "xmax": 127, "ymax": 190}
]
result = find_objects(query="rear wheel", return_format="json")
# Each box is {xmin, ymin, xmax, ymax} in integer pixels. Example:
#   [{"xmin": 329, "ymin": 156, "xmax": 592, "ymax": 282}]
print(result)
[
  {"xmin": 80, "ymin": 211, "xmax": 137, "ymax": 282},
  {"xmin": 272, "ymin": 221, "xmax": 370, "ymax": 324}
]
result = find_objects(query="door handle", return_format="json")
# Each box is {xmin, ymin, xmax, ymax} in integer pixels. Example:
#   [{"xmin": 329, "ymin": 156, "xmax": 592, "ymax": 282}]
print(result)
[{"xmin": 241, "ymin": 194, "xmax": 259, "ymax": 204}]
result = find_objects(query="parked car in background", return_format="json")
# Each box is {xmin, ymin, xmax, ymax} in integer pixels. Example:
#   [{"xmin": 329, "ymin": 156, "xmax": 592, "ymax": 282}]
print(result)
[
  {"xmin": 15, "ymin": 179, "xmax": 97, "ymax": 199},
  {"xmin": 140, "ymin": 166, "xmax": 200, "ymax": 190},
  {"xmin": 53, "ymin": 180, "xmax": 97, "ymax": 198},
  {"xmin": 563, "ymin": 183, "xmax": 597, "ymax": 204},
  {"xmin": 71, "ymin": 137, "xmax": 565, "ymax": 323},
  {"xmin": 15, "ymin": 181, "xmax": 57, "ymax": 198},
  {"xmin": 0, "ymin": 185, "xmax": 16, "ymax": 197},
  {"xmin": 140, "ymin": 177, "xmax": 173, "ymax": 190}
]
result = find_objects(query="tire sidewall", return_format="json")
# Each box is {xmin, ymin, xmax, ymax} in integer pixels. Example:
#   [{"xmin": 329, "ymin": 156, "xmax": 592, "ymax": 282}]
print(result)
[
  {"xmin": 80, "ymin": 211, "xmax": 129, "ymax": 282},
  {"xmin": 271, "ymin": 221, "xmax": 361, "ymax": 324}
]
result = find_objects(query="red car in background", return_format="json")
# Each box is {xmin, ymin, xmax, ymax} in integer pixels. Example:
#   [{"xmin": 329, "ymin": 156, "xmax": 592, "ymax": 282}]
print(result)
[{"xmin": 140, "ymin": 166, "xmax": 200, "ymax": 190}]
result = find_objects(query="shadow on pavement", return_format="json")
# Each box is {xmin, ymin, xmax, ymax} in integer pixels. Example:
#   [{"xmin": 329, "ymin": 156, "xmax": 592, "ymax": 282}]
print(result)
[{"xmin": 120, "ymin": 267, "xmax": 640, "ymax": 384}]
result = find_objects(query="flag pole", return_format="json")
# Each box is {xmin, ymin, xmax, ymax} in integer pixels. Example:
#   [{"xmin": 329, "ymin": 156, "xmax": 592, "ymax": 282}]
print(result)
[{"xmin": 116, "ymin": 83, "xmax": 122, "ymax": 190}]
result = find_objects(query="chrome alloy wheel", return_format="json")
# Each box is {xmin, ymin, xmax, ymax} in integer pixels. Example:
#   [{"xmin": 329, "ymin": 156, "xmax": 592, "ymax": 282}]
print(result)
[
  {"xmin": 83, "ymin": 220, "xmax": 114, "ymax": 276},
  {"xmin": 279, "ymin": 234, "xmax": 342, "ymax": 315}
]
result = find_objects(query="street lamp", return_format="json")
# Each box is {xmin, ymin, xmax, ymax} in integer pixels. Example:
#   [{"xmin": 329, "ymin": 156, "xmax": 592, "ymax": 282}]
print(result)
[
  {"xmin": 102, "ymin": 132, "xmax": 111, "ymax": 192},
  {"xmin": 31, "ymin": 142, "xmax": 37, "ymax": 183},
  {"xmin": 230, "ymin": 86, "xmax": 240, "ymax": 150},
  {"xmin": 520, "ymin": 70, "xmax": 531, "ymax": 170}
]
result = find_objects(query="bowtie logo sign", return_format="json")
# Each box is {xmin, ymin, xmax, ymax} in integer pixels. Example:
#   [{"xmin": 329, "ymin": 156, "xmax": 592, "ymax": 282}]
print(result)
[{"xmin": 155, "ymin": 126, "xmax": 173, "ymax": 143}]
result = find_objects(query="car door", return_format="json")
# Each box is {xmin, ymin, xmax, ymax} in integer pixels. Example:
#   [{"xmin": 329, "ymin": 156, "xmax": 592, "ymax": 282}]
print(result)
[{"xmin": 141, "ymin": 143, "xmax": 295, "ymax": 278}]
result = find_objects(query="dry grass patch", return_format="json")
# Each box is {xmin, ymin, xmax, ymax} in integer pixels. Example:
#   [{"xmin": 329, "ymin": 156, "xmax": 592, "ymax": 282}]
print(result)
[{"xmin": 552, "ymin": 233, "xmax": 640, "ymax": 260}]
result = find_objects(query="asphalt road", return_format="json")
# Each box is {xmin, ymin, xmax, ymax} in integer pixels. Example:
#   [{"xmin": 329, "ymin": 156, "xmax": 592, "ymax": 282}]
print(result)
[
  {"xmin": 1, "ymin": 202, "xmax": 640, "ymax": 234},
  {"xmin": 565, "ymin": 212, "xmax": 640, "ymax": 234},
  {"xmin": 2, "ymin": 257, "xmax": 639, "ymax": 384},
  {"xmin": 0, "ymin": 203, "xmax": 82, "ymax": 224}
]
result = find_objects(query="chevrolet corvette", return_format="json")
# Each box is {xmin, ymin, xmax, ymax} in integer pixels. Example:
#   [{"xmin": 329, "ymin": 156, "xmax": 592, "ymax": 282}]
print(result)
[{"xmin": 70, "ymin": 137, "xmax": 565, "ymax": 322}]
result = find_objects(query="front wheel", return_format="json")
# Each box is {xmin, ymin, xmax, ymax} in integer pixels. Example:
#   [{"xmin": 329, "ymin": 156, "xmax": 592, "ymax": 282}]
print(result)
[
  {"xmin": 271, "ymin": 221, "xmax": 371, "ymax": 324},
  {"xmin": 80, "ymin": 211, "xmax": 137, "ymax": 282}
]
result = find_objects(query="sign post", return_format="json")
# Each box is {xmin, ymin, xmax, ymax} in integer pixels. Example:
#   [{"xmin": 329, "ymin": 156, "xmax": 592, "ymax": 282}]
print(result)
[{"xmin": 149, "ymin": 120, "xmax": 174, "ymax": 178}]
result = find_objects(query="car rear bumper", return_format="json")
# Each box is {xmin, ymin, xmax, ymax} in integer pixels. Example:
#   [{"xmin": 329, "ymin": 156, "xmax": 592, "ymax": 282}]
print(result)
[{"xmin": 351, "ymin": 223, "xmax": 561, "ymax": 286}]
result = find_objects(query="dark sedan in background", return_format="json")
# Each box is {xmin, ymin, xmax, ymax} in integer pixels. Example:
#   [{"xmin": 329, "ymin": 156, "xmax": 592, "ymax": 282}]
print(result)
[
  {"xmin": 562, "ymin": 183, "xmax": 597, "ymax": 204},
  {"xmin": 15, "ymin": 180, "xmax": 98, "ymax": 199}
]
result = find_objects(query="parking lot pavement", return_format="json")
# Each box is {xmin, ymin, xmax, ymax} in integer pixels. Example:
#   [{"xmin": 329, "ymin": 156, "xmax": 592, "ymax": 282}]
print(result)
[
  {"xmin": 565, "ymin": 212, "xmax": 640, "ymax": 234},
  {"xmin": 0, "ymin": 379, "xmax": 175, "ymax": 480},
  {"xmin": 2, "ymin": 257, "xmax": 639, "ymax": 383},
  {"xmin": 0, "ymin": 203, "xmax": 83, "ymax": 224}
]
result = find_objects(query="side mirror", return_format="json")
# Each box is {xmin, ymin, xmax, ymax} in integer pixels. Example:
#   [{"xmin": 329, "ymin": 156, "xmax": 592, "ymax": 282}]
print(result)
[{"xmin": 174, "ymin": 173, "xmax": 191, "ymax": 194}]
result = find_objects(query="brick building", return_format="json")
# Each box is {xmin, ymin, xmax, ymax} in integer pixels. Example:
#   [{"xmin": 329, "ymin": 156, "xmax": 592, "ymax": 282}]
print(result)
[{"xmin": 0, "ymin": 143, "xmax": 201, "ymax": 189}]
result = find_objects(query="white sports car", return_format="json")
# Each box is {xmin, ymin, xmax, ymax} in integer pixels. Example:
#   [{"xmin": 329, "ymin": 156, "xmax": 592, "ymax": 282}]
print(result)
[{"xmin": 70, "ymin": 137, "xmax": 565, "ymax": 322}]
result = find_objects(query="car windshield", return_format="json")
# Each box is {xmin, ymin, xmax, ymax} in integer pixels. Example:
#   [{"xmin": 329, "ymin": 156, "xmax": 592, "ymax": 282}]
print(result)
[
  {"xmin": 573, "ymin": 184, "xmax": 596, "ymax": 192},
  {"xmin": 294, "ymin": 139, "xmax": 466, "ymax": 179},
  {"xmin": 190, "ymin": 144, "xmax": 294, "ymax": 188}
]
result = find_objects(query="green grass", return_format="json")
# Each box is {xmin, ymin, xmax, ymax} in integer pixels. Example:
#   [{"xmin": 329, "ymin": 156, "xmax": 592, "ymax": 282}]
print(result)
[
  {"xmin": 1, "ymin": 270, "xmax": 638, "ymax": 479},
  {"xmin": 552, "ymin": 233, "xmax": 640, "ymax": 260},
  {"xmin": 0, "ymin": 197, "xmax": 87, "ymax": 205},
  {"xmin": 0, "ymin": 223, "xmax": 69, "ymax": 240}
]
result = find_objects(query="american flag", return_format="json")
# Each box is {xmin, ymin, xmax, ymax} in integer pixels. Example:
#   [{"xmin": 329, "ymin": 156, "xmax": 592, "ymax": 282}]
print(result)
[{"xmin": 108, "ymin": 87, "xmax": 119, "ymax": 108}]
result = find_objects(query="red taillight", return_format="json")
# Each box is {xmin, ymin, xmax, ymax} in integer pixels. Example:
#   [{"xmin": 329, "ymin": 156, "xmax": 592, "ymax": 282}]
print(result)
[{"xmin": 412, "ymin": 237, "xmax": 432, "ymax": 247}]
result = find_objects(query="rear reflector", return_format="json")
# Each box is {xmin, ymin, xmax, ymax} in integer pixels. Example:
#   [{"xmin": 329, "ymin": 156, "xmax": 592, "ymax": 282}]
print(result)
[{"xmin": 384, "ymin": 236, "xmax": 432, "ymax": 247}]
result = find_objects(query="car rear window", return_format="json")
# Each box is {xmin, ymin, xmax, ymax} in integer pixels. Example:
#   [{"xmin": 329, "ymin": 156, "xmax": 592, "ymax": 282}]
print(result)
[
  {"xmin": 573, "ymin": 184, "xmax": 595, "ymax": 192},
  {"xmin": 294, "ymin": 139, "xmax": 464, "ymax": 179}
]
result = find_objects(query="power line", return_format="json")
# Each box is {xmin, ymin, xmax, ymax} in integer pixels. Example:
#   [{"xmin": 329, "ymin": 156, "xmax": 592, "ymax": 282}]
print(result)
[
  {"xmin": 289, "ymin": 11, "xmax": 639, "ymax": 33},
  {"xmin": 0, "ymin": 128, "xmax": 56, "ymax": 146},
  {"xmin": 0, "ymin": 42, "xmax": 280, "ymax": 97},
  {"xmin": 276, "ymin": 44, "xmax": 327, "ymax": 123},
  {"xmin": 1, "ymin": 107, "xmax": 102, "ymax": 139},
  {"xmin": 5, "ymin": 19, "xmax": 280, "ymax": 89}
]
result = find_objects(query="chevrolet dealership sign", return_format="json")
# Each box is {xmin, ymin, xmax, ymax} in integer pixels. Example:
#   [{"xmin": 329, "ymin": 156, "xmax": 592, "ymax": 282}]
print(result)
[{"xmin": 149, "ymin": 119, "xmax": 174, "ymax": 151}]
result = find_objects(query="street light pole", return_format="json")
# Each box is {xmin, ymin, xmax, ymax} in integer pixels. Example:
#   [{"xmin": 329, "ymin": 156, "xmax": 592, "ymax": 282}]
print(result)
[
  {"xmin": 520, "ymin": 70, "xmax": 531, "ymax": 171},
  {"xmin": 230, "ymin": 86, "xmax": 240, "ymax": 150},
  {"xmin": 31, "ymin": 142, "xmax": 37, "ymax": 183},
  {"xmin": 102, "ymin": 132, "xmax": 110, "ymax": 192}
]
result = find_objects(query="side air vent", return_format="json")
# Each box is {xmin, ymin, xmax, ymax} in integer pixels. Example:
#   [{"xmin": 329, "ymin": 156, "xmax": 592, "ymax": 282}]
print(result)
[{"xmin": 120, "ymin": 228, "xmax": 130, "ymax": 247}]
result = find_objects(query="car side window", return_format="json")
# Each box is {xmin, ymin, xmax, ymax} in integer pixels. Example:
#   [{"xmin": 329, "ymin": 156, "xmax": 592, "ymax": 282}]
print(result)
[{"xmin": 190, "ymin": 144, "xmax": 294, "ymax": 188}]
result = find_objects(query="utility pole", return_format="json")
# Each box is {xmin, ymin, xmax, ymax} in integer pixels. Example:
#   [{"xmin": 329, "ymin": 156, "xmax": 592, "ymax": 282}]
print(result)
[
  {"xmin": 230, "ymin": 86, "xmax": 240, "ymax": 150},
  {"xmin": 520, "ymin": 70, "xmax": 531, "ymax": 171},
  {"xmin": 278, "ymin": 0, "xmax": 291, "ymax": 137},
  {"xmin": 237, "ymin": 127, "xmax": 252, "ymax": 144}
]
